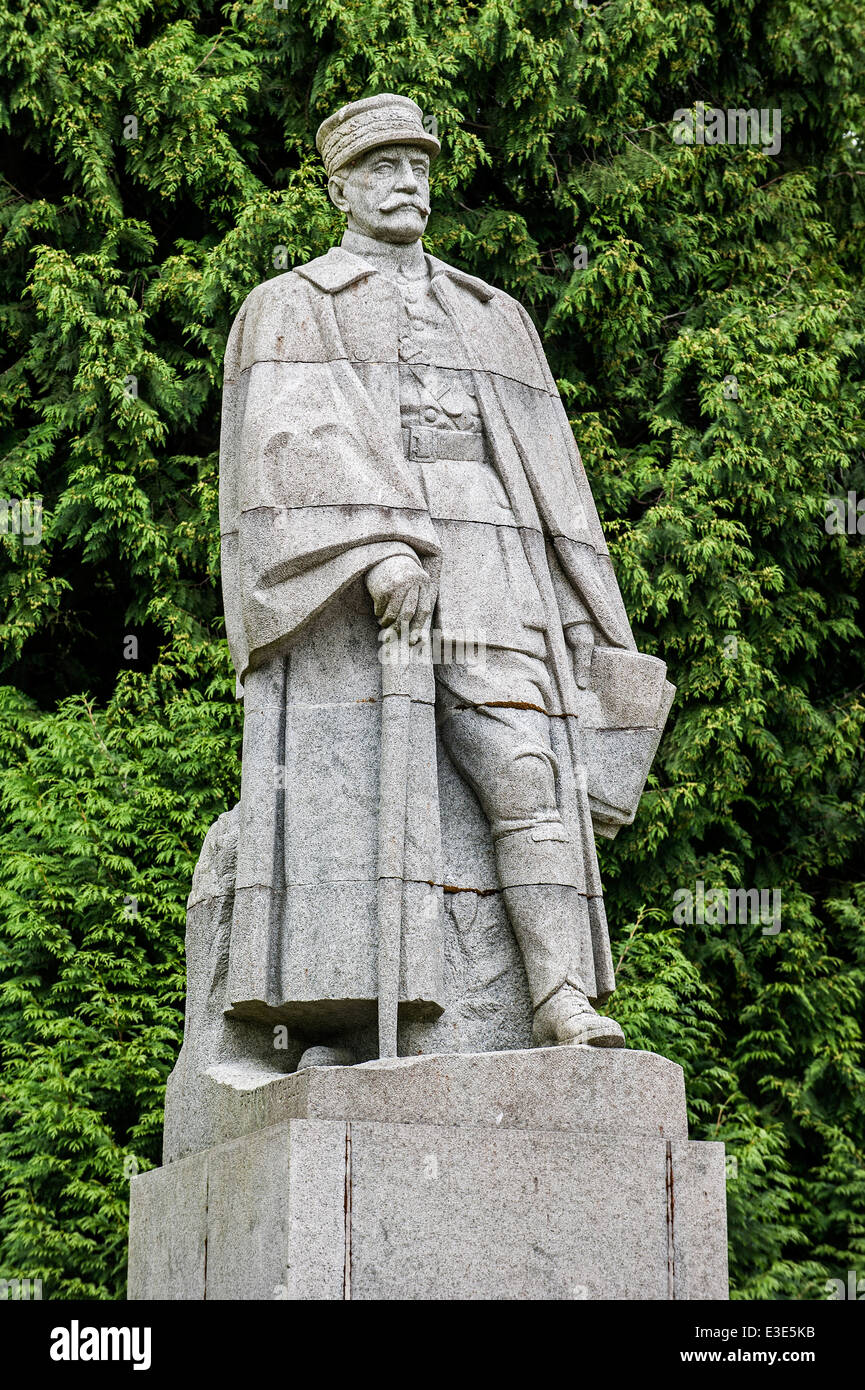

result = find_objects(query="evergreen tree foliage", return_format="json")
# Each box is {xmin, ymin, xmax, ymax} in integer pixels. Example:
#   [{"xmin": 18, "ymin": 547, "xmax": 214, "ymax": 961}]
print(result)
[{"xmin": 1, "ymin": 0, "xmax": 863, "ymax": 1299}]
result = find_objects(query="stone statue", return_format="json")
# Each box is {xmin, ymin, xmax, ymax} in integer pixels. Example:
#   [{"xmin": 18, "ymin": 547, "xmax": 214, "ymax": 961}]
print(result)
[
  {"xmin": 164, "ymin": 94, "xmax": 674, "ymax": 1160},
  {"xmin": 130, "ymin": 97, "xmax": 728, "ymax": 1305}
]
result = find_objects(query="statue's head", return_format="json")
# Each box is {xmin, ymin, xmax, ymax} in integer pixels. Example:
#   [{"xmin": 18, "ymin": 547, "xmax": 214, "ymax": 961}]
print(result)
[{"xmin": 316, "ymin": 94, "xmax": 440, "ymax": 245}]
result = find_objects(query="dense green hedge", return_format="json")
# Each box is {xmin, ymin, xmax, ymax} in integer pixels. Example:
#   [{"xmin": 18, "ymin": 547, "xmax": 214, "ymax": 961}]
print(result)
[{"xmin": 1, "ymin": 0, "xmax": 863, "ymax": 1299}]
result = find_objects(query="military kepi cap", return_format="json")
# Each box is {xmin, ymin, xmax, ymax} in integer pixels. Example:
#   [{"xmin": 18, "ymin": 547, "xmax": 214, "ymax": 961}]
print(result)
[{"xmin": 316, "ymin": 94, "xmax": 440, "ymax": 178}]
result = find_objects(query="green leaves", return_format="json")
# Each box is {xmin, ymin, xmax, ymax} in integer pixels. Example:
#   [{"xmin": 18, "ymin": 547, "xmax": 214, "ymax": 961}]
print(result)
[
  {"xmin": 1, "ymin": 0, "xmax": 863, "ymax": 1299},
  {"xmin": 0, "ymin": 658, "xmax": 240, "ymax": 1297}
]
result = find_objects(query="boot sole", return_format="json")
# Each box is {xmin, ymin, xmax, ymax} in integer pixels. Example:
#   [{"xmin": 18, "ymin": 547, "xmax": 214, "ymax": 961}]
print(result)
[{"xmin": 534, "ymin": 1017, "xmax": 626, "ymax": 1049}]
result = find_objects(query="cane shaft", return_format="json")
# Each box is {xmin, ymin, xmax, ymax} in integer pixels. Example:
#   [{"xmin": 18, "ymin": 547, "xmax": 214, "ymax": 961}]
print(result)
[{"xmin": 377, "ymin": 658, "xmax": 412, "ymax": 1059}]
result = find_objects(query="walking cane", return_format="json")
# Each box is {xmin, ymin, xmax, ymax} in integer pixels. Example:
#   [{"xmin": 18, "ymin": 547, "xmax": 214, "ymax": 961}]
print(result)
[{"xmin": 376, "ymin": 628, "xmax": 414, "ymax": 1059}]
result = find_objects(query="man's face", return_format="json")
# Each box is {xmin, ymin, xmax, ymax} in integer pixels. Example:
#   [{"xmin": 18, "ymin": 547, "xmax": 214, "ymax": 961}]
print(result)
[{"xmin": 329, "ymin": 143, "xmax": 431, "ymax": 244}]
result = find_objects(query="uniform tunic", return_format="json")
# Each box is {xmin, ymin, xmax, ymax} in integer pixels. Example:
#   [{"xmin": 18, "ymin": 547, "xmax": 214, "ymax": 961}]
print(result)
[
  {"xmin": 389, "ymin": 259, "xmax": 565, "ymax": 843},
  {"xmin": 393, "ymin": 261, "xmax": 547, "ymax": 660}
]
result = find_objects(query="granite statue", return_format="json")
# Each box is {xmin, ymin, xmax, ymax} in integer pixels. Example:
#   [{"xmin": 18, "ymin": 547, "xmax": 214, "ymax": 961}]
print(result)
[{"xmin": 163, "ymin": 94, "xmax": 674, "ymax": 1160}]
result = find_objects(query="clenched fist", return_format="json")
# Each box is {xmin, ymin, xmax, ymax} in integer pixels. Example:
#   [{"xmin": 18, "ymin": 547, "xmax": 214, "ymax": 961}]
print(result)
[{"xmin": 365, "ymin": 554, "xmax": 435, "ymax": 644}]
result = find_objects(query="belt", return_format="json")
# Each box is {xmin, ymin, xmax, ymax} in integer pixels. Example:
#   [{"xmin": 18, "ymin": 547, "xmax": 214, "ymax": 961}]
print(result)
[{"xmin": 402, "ymin": 425, "xmax": 485, "ymax": 463}]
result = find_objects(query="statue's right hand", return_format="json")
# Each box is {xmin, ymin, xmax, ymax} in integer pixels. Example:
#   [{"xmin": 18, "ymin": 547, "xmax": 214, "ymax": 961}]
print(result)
[{"xmin": 365, "ymin": 554, "xmax": 434, "ymax": 644}]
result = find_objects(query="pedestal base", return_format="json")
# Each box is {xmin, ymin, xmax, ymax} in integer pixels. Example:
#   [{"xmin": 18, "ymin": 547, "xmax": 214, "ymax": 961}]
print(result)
[{"xmin": 128, "ymin": 1048, "xmax": 728, "ymax": 1301}]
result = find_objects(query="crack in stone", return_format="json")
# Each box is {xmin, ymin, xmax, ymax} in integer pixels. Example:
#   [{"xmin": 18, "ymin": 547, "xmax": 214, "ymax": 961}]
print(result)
[
  {"xmin": 343, "ymin": 1122, "xmax": 353, "ymax": 1302},
  {"xmin": 665, "ymin": 1139, "xmax": 676, "ymax": 1301}
]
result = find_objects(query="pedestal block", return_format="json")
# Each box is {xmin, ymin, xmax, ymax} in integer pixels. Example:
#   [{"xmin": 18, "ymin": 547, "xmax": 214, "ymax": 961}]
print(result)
[{"xmin": 128, "ymin": 1048, "xmax": 728, "ymax": 1301}]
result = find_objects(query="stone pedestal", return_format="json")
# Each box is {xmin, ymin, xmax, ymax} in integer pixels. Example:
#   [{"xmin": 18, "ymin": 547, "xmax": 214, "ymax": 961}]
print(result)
[{"xmin": 128, "ymin": 1048, "xmax": 728, "ymax": 1301}]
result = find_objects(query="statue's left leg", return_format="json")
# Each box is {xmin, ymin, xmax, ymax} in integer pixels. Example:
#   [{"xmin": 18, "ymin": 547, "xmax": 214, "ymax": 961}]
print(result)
[
  {"xmin": 437, "ymin": 653, "xmax": 623, "ymax": 1048},
  {"xmin": 496, "ymin": 878, "xmax": 625, "ymax": 1050}
]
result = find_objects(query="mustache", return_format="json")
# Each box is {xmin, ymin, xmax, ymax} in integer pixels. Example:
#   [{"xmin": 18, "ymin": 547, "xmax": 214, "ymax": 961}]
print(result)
[{"xmin": 378, "ymin": 197, "xmax": 430, "ymax": 216}]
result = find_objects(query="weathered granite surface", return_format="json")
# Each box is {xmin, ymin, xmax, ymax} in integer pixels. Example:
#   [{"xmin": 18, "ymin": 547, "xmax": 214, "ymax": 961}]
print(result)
[
  {"xmin": 132, "ymin": 1049, "xmax": 728, "ymax": 1301},
  {"xmin": 166, "ymin": 1044, "xmax": 687, "ymax": 1163},
  {"xmin": 162, "ymin": 90, "xmax": 678, "ymax": 1125}
]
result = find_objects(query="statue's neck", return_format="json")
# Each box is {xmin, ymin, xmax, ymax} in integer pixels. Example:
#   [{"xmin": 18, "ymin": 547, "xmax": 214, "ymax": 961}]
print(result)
[{"xmin": 341, "ymin": 229, "xmax": 428, "ymax": 281}]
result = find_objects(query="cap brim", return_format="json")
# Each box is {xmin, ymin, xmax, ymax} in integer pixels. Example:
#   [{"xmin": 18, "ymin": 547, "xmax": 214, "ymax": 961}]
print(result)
[{"xmin": 330, "ymin": 130, "xmax": 441, "ymax": 174}]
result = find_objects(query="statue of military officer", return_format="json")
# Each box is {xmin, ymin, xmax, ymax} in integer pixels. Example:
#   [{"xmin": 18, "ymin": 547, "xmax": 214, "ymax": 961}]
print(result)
[{"xmin": 167, "ymin": 94, "xmax": 674, "ymax": 1134}]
